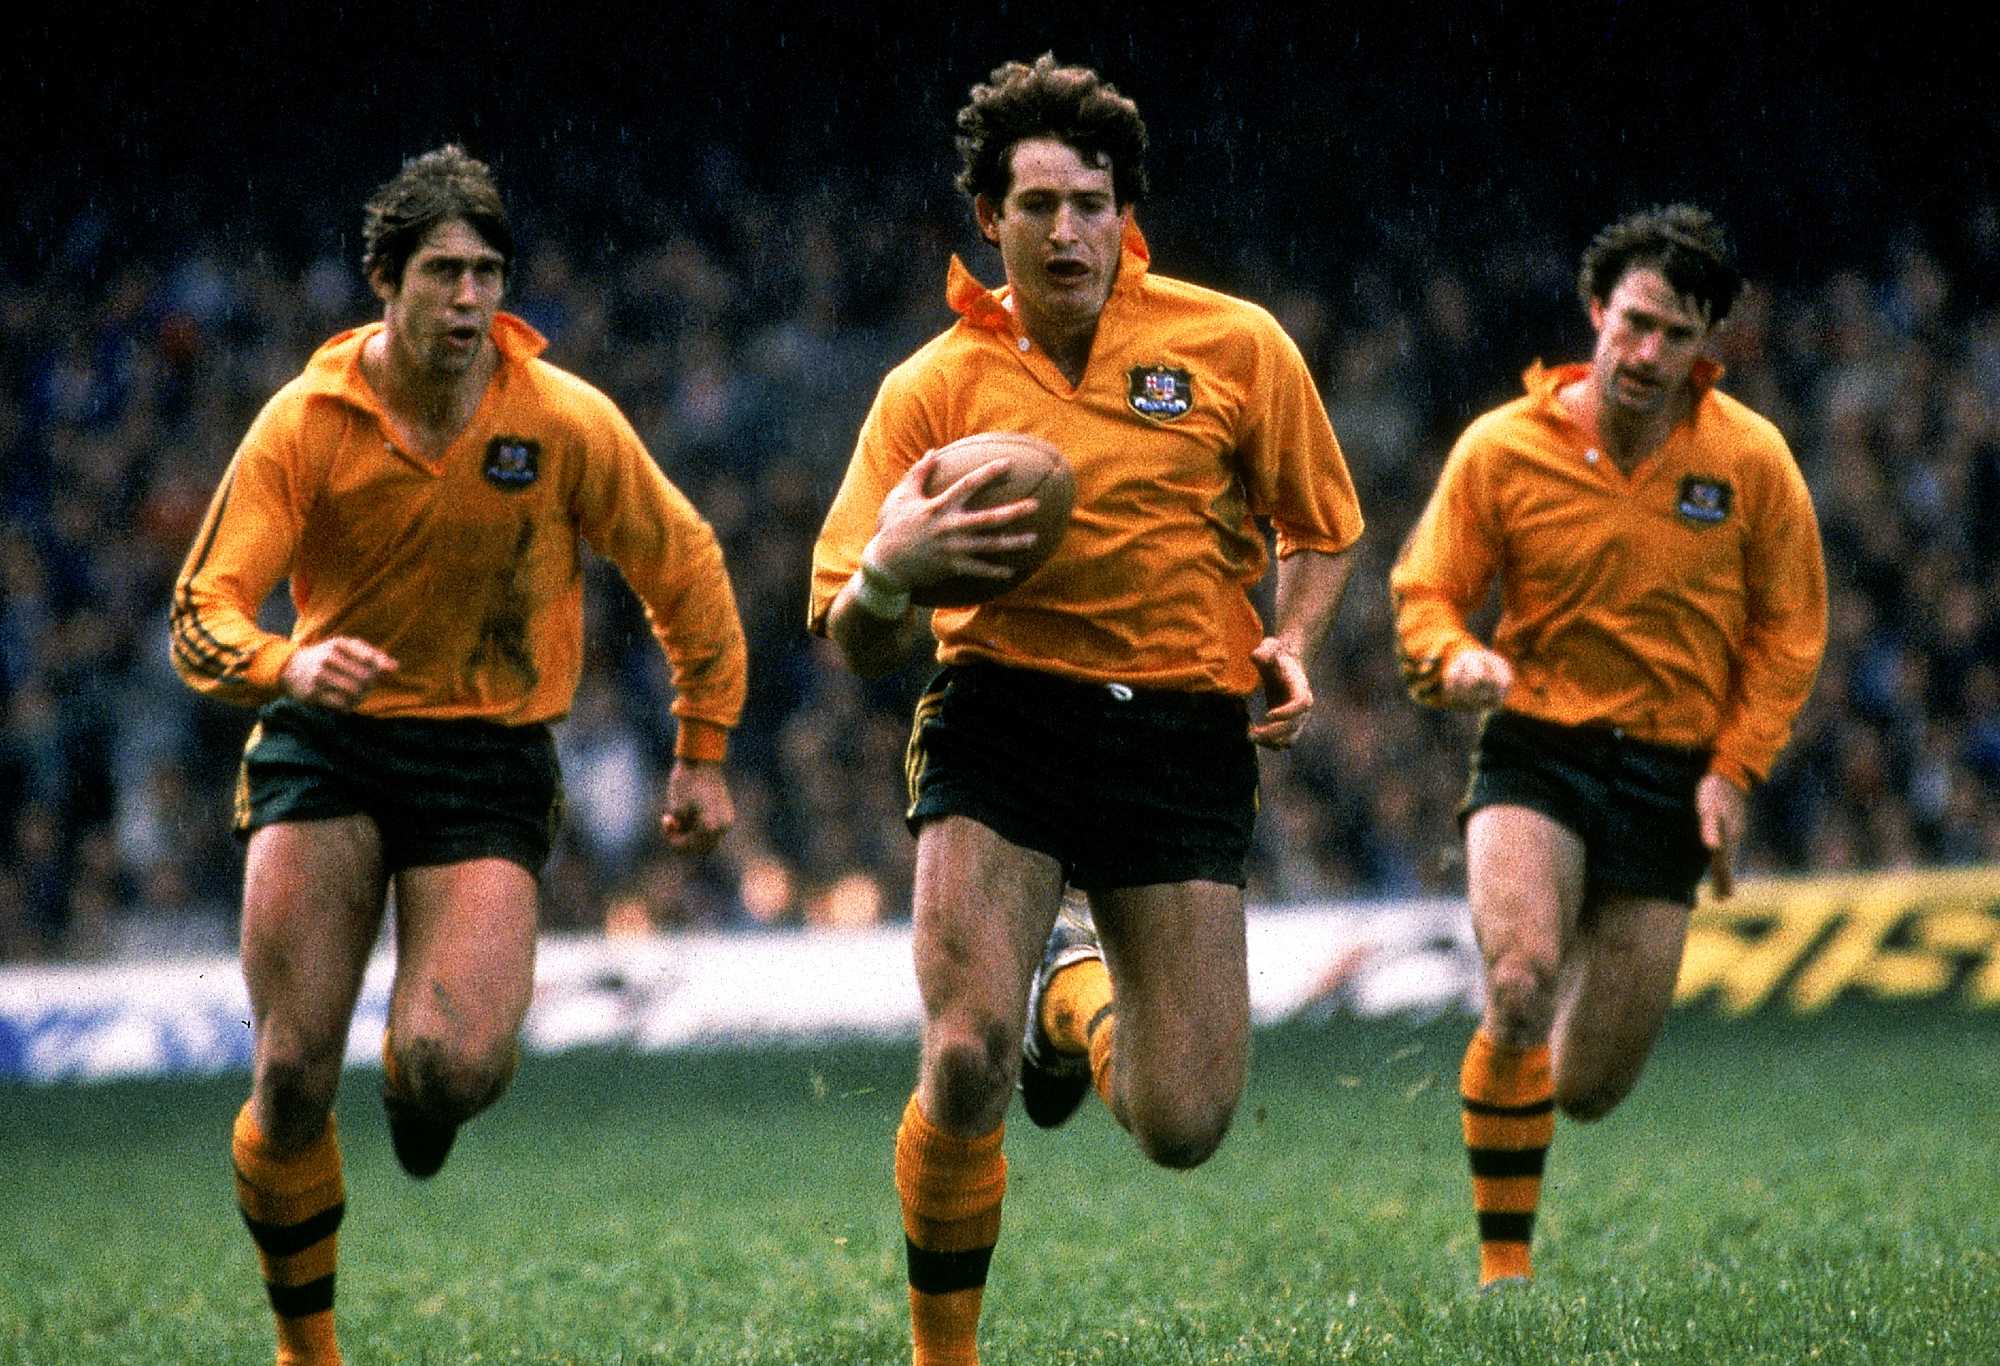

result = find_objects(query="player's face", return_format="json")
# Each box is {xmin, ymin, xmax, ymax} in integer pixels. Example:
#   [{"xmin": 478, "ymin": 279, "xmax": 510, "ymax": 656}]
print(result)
[
  {"xmin": 978, "ymin": 137, "xmax": 1125, "ymax": 339},
  {"xmin": 375, "ymin": 217, "xmax": 506, "ymax": 379},
  {"xmin": 1588, "ymin": 267, "xmax": 1713, "ymax": 418}
]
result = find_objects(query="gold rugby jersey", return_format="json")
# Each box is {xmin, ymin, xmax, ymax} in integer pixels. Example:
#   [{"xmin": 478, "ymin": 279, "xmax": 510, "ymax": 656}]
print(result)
[
  {"xmin": 809, "ymin": 220, "xmax": 1363, "ymax": 696},
  {"xmin": 1391, "ymin": 360, "xmax": 1827, "ymax": 789},
  {"xmin": 171, "ymin": 314, "xmax": 746, "ymax": 760}
]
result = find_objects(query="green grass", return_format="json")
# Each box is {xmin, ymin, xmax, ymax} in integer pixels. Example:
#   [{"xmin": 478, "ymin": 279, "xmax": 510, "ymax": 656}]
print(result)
[{"xmin": 2, "ymin": 1006, "xmax": 1995, "ymax": 1363}]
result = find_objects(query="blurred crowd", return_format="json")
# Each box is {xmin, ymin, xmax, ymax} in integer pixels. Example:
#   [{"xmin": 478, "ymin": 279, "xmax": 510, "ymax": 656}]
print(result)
[{"xmin": 4, "ymin": 171, "xmax": 1998, "ymax": 962}]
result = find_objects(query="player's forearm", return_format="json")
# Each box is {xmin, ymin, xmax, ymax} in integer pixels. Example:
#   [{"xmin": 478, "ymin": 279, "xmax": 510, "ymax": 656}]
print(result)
[
  {"xmin": 168, "ymin": 579, "xmax": 296, "ymax": 705},
  {"xmin": 657, "ymin": 616, "xmax": 747, "ymax": 755},
  {"xmin": 1709, "ymin": 629, "xmax": 1825, "ymax": 789},
  {"xmin": 825, "ymin": 560, "xmax": 919, "ymax": 679},
  {"xmin": 1392, "ymin": 594, "xmax": 1487, "ymax": 709},
  {"xmin": 1714, "ymin": 518, "xmax": 1828, "ymax": 786},
  {"xmin": 610, "ymin": 494, "xmax": 751, "ymax": 740},
  {"xmin": 1270, "ymin": 546, "xmax": 1356, "ymax": 669}
]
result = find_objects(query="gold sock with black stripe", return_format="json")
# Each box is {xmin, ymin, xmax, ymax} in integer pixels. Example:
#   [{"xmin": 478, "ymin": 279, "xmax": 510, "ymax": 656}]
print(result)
[
  {"xmin": 1459, "ymin": 1030, "xmax": 1555, "ymax": 1286},
  {"xmin": 1043, "ymin": 958, "xmax": 1120, "ymax": 1110},
  {"xmin": 232, "ymin": 1104, "xmax": 345, "ymax": 1365},
  {"xmin": 1085, "ymin": 1002, "xmax": 1119, "ymax": 1114},
  {"xmin": 893, "ymin": 1093, "xmax": 1006, "ymax": 1366}
]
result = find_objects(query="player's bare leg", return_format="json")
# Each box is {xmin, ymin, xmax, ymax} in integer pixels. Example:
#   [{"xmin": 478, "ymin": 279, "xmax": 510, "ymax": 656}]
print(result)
[
  {"xmin": 380, "ymin": 858, "xmax": 540, "ymax": 1178},
  {"xmin": 1087, "ymin": 881, "xmax": 1250, "ymax": 1169},
  {"xmin": 1466, "ymin": 807, "xmax": 1587, "ymax": 1047},
  {"xmin": 1549, "ymin": 895, "xmax": 1691, "ymax": 1121},
  {"xmin": 235, "ymin": 816, "xmax": 388, "ymax": 1366},
  {"xmin": 910, "ymin": 817, "xmax": 1063, "ymax": 1132},
  {"xmin": 1458, "ymin": 806, "xmax": 1586, "ymax": 1287},
  {"xmin": 899, "ymin": 815, "xmax": 1063, "ymax": 1366}
]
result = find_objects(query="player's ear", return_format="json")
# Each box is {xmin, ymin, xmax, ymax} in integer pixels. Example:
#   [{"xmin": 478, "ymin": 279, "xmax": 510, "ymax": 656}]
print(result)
[
  {"xmin": 974, "ymin": 195, "xmax": 1001, "ymax": 244},
  {"xmin": 1587, "ymin": 294, "xmax": 1606, "ymax": 332},
  {"xmin": 368, "ymin": 263, "xmax": 397, "ymax": 305}
]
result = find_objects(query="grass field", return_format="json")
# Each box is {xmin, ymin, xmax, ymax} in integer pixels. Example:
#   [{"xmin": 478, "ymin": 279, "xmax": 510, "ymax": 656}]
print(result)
[{"xmin": 3, "ymin": 1005, "xmax": 1995, "ymax": 1364}]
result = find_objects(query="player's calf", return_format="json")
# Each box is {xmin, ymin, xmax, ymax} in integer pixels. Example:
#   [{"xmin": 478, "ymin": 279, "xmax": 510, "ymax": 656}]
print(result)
[
  {"xmin": 1460, "ymin": 1030, "xmax": 1555, "ymax": 1287},
  {"xmin": 232, "ymin": 1103, "xmax": 346, "ymax": 1364}
]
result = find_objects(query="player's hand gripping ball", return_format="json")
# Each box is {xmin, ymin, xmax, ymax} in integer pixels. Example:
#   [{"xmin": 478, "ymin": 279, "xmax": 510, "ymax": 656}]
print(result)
[{"xmin": 913, "ymin": 432, "xmax": 1076, "ymax": 607}]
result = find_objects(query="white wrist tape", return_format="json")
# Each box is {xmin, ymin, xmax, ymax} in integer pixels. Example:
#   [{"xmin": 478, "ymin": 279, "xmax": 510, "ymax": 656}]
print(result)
[{"xmin": 851, "ymin": 553, "xmax": 912, "ymax": 621}]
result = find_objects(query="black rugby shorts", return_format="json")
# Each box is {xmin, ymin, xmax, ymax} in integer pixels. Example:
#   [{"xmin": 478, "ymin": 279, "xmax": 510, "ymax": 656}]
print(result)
[
  {"xmin": 904, "ymin": 661, "xmax": 1259, "ymax": 890},
  {"xmin": 235, "ymin": 697, "xmax": 565, "ymax": 876},
  {"xmin": 1461, "ymin": 709, "xmax": 1713, "ymax": 906}
]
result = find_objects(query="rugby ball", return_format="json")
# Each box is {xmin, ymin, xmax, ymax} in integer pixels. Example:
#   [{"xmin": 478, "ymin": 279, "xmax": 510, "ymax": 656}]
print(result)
[{"xmin": 912, "ymin": 432, "xmax": 1076, "ymax": 607}]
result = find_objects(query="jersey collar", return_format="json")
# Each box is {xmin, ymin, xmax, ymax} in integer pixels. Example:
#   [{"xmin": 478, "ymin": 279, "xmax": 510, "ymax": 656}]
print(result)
[
  {"xmin": 1523, "ymin": 355, "xmax": 1726, "ymax": 410},
  {"xmin": 944, "ymin": 217, "xmax": 1153, "ymax": 333},
  {"xmin": 299, "ymin": 311, "xmax": 548, "ymax": 407}
]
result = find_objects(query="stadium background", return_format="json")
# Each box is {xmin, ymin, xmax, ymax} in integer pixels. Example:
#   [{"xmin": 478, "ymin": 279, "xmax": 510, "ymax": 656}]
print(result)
[{"xmin": 3, "ymin": 2, "xmax": 1999, "ymax": 959}]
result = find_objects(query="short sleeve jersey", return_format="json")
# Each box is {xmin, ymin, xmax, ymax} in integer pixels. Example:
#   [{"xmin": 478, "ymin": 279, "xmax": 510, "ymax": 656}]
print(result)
[{"xmin": 809, "ymin": 221, "xmax": 1363, "ymax": 696}]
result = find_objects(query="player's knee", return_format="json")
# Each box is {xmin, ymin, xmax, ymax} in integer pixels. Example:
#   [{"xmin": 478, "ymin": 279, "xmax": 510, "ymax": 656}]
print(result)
[
  {"xmin": 1132, "ymin": 1095, "xmax": 1236, "ymax": 1171},
  {"xmin": 1484, "ymin": 949, "xmax": 1559, "ymax": 1036},
  {"xmin": 1557, "ymin": 1077, "xmax": 1633, "ymax": 1123},
  {"xmin": 254, "ymin": 1037, "xmax": 343, "ymax": 1144},
  {"xmin": 391, "ymin": 1032, "xmax": 517, "ymax": 1122},
  {"xmin": 923, "ymin": 1021, "xmax": 1015, "ymax": 1131}
]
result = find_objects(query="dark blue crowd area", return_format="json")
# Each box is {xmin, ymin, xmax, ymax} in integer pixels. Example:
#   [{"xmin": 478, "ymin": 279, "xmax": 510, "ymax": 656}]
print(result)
[{"xmin": 4, "ymin": 168, "xmax": 1999, "ymax": 962}]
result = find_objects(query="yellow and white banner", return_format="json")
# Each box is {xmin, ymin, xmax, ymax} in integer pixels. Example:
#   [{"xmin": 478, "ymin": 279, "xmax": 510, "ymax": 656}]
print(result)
[
  {"xmin": 4, "ymin": 867, "xmax": 1994, "ymax": 1082},
  {"xmin": 1679, "ymin": 865, "xmax": 2000, "ymax": 1013}
]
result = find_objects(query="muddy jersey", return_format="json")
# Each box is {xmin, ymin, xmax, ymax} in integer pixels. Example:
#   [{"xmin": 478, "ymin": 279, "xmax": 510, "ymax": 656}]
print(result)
[
  {"xmin": 809, "ymin": 220, "xmax": 1363, "ymax": 696},
  {"xmin": 171, "ymin": 313, "xmax": 745, "ymax": 759},
  {"xmin": 1391, "ymin": 360, "xmax": 1826, "ymax": 788}
]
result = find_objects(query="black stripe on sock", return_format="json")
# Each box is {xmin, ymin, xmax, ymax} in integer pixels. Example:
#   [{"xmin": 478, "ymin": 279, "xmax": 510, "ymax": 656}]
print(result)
[
  {"xmin": 1477, "ymin": 1211, "xmax": 1535, "ymax": 1243},
  {"xmin": 1461, "ymin": 1095, "xmax": 1555, "ymax": 1117},
  {"xmin": 1467, "ymin": 1146, "xmax": 1548, "ymax": 1178},
  {"xmin": 905, "ymin": 1238, "xmax": 995, "ymax": 1296},
  {"xmin": 1084, "ymin": 1003, "xmax": 1116, "ymax": 1040},
  {"xmin": 266, "ymin": 1273, "xmax": 336, "ymax": 1318},
  {"xmin": 240, "ymin": 1202, "xmax": 346, "ymax": 1257}
]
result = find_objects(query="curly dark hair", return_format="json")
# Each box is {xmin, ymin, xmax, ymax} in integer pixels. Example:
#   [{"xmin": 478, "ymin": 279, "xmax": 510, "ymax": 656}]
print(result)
[
  {"xmin": 361, "ymin": 145, "xmax": 513, "ymax": 287},
  {"xmin": 1577, "ymin": 203, "xmax": 1741, "ymax": 325},
  {"xmin": 954, "ymin": 54, "xmax": 1149, "ymax": 208}
]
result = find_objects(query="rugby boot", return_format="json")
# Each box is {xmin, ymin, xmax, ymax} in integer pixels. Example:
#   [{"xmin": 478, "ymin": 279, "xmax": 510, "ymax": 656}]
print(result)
[
  {"xmin": 1019, "ymin": 894, "xmax": 1103, "ymax": 1129},
  {"xmin": 381, "ymin": 1090, "xmax": 458, "ymax": 1180}
]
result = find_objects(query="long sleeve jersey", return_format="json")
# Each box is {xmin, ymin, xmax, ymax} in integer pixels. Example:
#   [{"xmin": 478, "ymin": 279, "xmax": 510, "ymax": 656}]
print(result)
[
  {"xmin": 809, "ymin": 220, "xmax": 1364, "ymax": 696},
  {"xmin": 171, "ymin": 314, "xmax": 746, "ymax": 759},
  {"xmin": 1391, "ymin": 360, "xmax": 1827, "ymax": 788}
]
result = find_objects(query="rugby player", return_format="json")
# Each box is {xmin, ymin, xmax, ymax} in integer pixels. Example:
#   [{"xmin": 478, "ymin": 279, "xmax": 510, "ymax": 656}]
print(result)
[
  {"xmin": 171, "ymin": 146, "xmax": 747, "ymax": 1363},
  {"xmin": 809, "ymin": 55, "xmax": 1364, "ymax": 1364},
  {"xmin": 1391, "ymin": 204, "xmax": 1827, "ymax": 1288}
]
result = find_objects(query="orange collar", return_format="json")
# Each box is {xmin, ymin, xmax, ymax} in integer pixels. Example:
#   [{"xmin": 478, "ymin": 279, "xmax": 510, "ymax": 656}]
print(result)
[
  {"xmin": 944, "ymin": 217, "xmax": 1153, "ymax": 332},
  {"xmin": 299, "ymin": 312, "xmax": 548, "ymax": 406},
  {"xmin": 1522, "ymin": 355, "xmax": 1725, "ymax": 407}
]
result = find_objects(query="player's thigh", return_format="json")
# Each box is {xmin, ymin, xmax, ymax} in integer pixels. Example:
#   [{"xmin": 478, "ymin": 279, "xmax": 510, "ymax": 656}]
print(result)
[
  {"xmin": 1464, "ymin": 804, "xmax": 1588, "ymax": 968},
  {"xmin": 388, "ymin": 856, "xmax": 541, "ymax": 1052},
  {"xmin": 238, "ymin": 816, "xmax": 386, "ymax": 1120},
  {"xmin": 912, "ymin": 814, "xmax": 1064, "ymax": 1022},
  {"xmin": 1551, "ymin": 893, "xmax": 1690, "ymax": 1117},
  {"xmin": 910, "ymin": 815, "xmax": 1063, "ymax": 1128},
  {"xmin": 1091, "ymin": 880, "xmax": 1250, "ymax": 1114},
  {"xmin": 242, "ymin": 824, "xmax": 386, "ymax": 1040}
]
